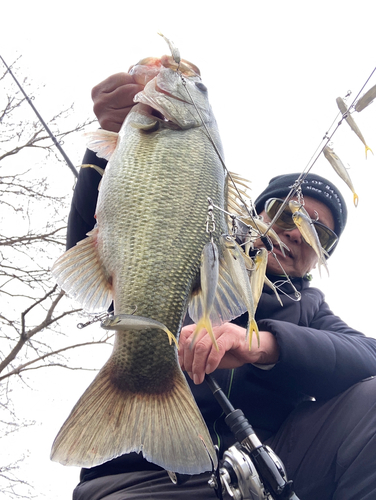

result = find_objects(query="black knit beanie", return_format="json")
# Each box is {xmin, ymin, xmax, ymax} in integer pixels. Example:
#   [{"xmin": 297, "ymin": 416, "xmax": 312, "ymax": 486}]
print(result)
[{"xmin": 254, "ymin": 173, "xmax": 348, "ymax": 240}]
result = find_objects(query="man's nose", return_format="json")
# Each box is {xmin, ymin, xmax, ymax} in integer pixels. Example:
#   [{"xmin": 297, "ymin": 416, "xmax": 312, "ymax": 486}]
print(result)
[{"xmin": 283, "ymin": 227, "xmax": 303, "ymax": 244}]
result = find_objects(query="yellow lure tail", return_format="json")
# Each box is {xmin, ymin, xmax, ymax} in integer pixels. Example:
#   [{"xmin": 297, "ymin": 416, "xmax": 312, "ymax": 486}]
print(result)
[
  {"xmin": 247, "ymin": 318, "xmax": 260, "ymax": 350},
  {"xmin": 190, "ymin": 316, "xmax": 219, "ymax": 352}
]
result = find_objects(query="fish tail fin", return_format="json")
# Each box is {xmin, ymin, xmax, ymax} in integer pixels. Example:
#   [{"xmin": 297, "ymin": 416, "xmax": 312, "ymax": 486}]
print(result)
[
  {"xmin": 353, "ymin": 192, "xmax": 359, "ymax": 207},
  {"xmin": 190, "ymin": 316, "xmax": 219, "ymax": 351},
  {"xmin": 365, "ymin": 145, "xmax": 373, "ymax": 158},
  {"xmin": 51, "ymin": 360, "xmax": 217, "ymax": 474},
  {"xmin": 246, "ymin": 317, "xmax": 260, "ymax": 350}
]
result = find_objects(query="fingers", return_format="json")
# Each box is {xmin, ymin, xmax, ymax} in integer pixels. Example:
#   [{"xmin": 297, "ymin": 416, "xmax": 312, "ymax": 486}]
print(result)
[
  {"xmin": 179, "ymin": 323, "xmax": 246, "ymax": 385},
  {"xmin": 91, "ymin": 73, "xmax": 144, "ymax": 132}
]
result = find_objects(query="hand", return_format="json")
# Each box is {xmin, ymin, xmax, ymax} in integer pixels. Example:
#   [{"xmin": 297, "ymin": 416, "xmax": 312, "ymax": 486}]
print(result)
[
  {"xmin": 178, "ymin": 323, "xmax": 279, "ymax": 385},
  {"xmin": 92, "ymin": 73, "xmax": 144, "ymax": 132}
]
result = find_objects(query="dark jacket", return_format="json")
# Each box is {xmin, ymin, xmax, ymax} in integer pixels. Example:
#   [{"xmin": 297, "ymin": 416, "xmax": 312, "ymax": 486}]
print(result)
[{"xmin": 68, "ymin": 151, "xmax": 376, "ymax": 483}]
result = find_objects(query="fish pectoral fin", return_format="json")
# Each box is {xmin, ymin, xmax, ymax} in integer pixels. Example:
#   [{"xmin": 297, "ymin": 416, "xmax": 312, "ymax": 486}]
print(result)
[
  {"xmin": 85, "ymin": 130, "xmax": 119, "ymax": 161},
  {"xmin": 51, "ymin": 227, "xmax": 113, "ymax": 313}
]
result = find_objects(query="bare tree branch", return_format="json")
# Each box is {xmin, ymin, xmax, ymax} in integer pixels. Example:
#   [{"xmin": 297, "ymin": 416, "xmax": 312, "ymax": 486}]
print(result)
[{"xmin": 0, "ymin": 60, "xmax": 102, "ymax": 498}]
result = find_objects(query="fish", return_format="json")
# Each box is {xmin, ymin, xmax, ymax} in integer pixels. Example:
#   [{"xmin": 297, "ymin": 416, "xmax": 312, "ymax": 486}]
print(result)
[
  {"xmin": 50, "ymin": 46, "xmax": 255, "ymax": 474},
  {"xmin": 265, "ymin": 276, "xmax": 283, "ymax": 306},
  {"xmin": 336, "ymin": 97, "xmax": 373, "ymax": 158},
  {"xmin": 355, "ymin": 83, "xmax": 376, "ymax": 113},
  {"xmin": 250, "ymin": 248, "xmax": 268, "ymax": 309},
  {"xmin": 189, "ymin": 241, "xmax": 220, "ymax": 350},
  {"xmin": 250, "ymin": 248, "xmax": 282, "ymax": 307},
  {"xmin": 323, "ymin": 146, "xmax": 358, "ymax": 207},
  {"xmin": 101, "ymin": 314, "xmax": 178, "ymax": 347},
  {"xmin": 292, "ymin": 211, "xmax": 329, "ymax": 277},
  {"xmin": 288, "ymin": 199, "xmax": 311, "ymax": 218},
  {"xmin": 220, "ymin": 235, "xmax": 260, "ymax": 348}
]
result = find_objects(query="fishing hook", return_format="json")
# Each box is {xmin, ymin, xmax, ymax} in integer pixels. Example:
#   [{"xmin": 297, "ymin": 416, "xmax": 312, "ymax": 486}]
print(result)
[
  {"xmin": 268, "ymin": 252, "xmax": 302, "ymax": 301},
  {"xmin": 272, "ymin": 279, "xmax": 302, "ymax": 302}
]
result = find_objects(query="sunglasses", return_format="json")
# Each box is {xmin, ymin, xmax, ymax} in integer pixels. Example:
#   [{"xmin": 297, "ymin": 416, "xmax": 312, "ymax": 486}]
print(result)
[{"xmin": 264, "ymin": 198, "xmax": 338, "ymax": 253}]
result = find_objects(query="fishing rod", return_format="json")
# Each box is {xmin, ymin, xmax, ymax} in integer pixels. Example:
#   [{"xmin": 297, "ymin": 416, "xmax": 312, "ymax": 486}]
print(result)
[
  {"xmin": 167, "ymin": 374, "xmax": 299, "ymax": 499},
  {"xmin": 204, "ymin": 374, "xmax": 300, "ymax": 500},
  {"xmin": 0, "ymin": 55, "xmax": 79, "ymax": 178}
]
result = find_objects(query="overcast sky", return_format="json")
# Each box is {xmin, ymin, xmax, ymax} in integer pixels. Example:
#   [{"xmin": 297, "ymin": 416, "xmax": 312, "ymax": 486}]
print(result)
[{"xmin": 2, "ymin": 1, "xmax": 376, "ymax": 498}]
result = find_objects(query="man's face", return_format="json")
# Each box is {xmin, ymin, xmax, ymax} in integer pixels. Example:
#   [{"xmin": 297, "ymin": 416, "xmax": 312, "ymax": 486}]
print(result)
[{"xmin": 258, "ymin": 196, "xmax": 335, "ymax": 277}]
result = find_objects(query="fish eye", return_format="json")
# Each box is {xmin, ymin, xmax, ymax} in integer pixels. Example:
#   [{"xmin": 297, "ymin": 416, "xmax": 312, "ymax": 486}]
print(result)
[{"xmin": 195, "ymin": 82, "xmax": 208, "ymax": 92}]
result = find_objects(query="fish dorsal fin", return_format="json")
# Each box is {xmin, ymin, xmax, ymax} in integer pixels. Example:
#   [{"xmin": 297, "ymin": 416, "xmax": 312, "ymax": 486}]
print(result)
[
  {"xmin": 51, "ymin": 228, "xmax": 113, "ymax": 313},
  {"xmin": 85, "ymin": 130, "xmax": 119, "ymax": 161},
  {"xmin": 225, "ymin": 171, "xmax": 253, "ymax": 227}
]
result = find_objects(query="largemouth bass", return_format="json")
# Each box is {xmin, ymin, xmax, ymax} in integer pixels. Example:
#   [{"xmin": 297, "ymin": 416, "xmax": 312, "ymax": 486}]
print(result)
[{"xmin": 50, "ymin": 52, "xmax": 253, "ymax": 474}]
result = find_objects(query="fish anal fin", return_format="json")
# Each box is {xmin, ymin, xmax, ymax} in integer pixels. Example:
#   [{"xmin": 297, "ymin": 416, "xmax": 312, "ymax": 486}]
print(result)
[
  {"xmin": 51, "ymin": 228, "xmax": 113, "ymax": 313},
  {"xmin": 51, "ymin": 361, "xmax": 217, "ymax": 474}
]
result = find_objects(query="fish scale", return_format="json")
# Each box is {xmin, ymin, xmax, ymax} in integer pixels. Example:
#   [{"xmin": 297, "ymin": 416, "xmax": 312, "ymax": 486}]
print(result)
[
  {"xmin": 50, "ymin": 58, "xmax": 230, "ymax": 474},
  {"xmin": 105, "ymin": 126, "xmax": 225, "ymax": 388}
]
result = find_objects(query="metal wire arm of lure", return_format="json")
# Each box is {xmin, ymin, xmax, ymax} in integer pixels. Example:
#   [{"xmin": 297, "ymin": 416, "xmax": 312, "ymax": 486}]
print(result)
[
  {"xmin": 77, "ymin": 312, "xmax": 109, "ymax": 329},
  {"xmin": 206, "ymin": 198, "xmax": 216, "ymax": 241},
  {"xmin": 77, "ymin": 306, "xmax": 138, "ymax": 329}
]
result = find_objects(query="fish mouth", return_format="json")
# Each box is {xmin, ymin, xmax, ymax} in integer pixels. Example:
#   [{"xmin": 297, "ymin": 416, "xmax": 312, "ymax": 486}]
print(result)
[
  {"xmin": 130, "ymin": 55, "xmax": 203, "ymax": 128},
  {"xmin": 129, "ymin": 56, "xmax": 200, "ymax": 86},
  {"xmin": 136, "ymin": 102, "xmax": 182, "ymax": 128},
  {"xmin": 149, "ymin": 107, "xmax": 165, "ymax": 121}
]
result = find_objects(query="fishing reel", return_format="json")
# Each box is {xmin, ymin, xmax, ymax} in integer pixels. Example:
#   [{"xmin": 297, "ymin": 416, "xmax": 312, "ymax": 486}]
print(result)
[
  {"xmin": 208, "ymin": 442, "xmax": 289, "ymax": 500},
  {"xmin": 205, "ymin": 375, "xmax": 299, "ymax": 500},
  {"xmin": 168, "ymin": 375, "xmax": 299, "ymax": 499}
]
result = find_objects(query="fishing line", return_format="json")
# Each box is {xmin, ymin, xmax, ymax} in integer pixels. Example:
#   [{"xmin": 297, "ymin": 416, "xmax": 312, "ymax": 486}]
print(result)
[
  {"xmin": 348, "ymin": 66, "xmax": 376, "ymax": 112},
  {"xmin": 172, "ymin": 38, "xmax": 374, "ymax": 297},
  {"xmin": 265, "ymin": 65, "xmax": 376, "ymax": 237},
  {"xmin": 178, "ymin": 72, "xmax": 265, "ymax": 240},
  {"xmin": 179, "ymin": 71, "xmax": 302, "ymax": 297},
  {"xmin": 0, "ymin": 55, "xmax": 79, "ymax": 178}
]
